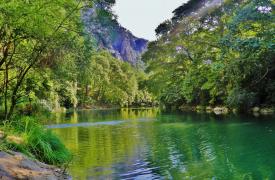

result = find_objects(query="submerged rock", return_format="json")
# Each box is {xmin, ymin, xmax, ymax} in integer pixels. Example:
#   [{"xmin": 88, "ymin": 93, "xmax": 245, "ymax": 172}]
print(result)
[
  {"xmin": 0, "ymin": 151, "xmax": 70, "ymax": 180},
  {"xmin": 232, "ymin": 108, "xmax": 239, "ymax": 114}
]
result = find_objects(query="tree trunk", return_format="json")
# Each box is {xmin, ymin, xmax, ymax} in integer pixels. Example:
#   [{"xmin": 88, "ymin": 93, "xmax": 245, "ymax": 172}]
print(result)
[
  {"xmin": 4, "ymin": 59, "xmax": 9, "ymax": 121},
  {"xmin": 7, "ymin": 55, "xmax": 41, "ymax": 119}
]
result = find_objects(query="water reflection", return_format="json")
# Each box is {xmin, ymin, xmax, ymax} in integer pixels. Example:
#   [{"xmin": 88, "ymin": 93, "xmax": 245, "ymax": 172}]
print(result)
[{"xmin": 49, "ymin": 109, "xmax": 275, "ymax": 179}]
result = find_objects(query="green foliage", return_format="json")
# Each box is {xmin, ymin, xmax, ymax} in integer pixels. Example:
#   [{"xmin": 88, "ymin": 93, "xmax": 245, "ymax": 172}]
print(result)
[
  {"xmin": 155, "ymin": 20, "xmax": 172, "ymax": 36},
  {"xmin": 0, "ymin": 0, "xmax": 89, "ymax": 119},
  {"xmin": 172, "ymin": 0, "xmax": 206, "ymax": 21},
  {"xmin": 0, "ymin": 0, "xmax": 155, "ymax": 168},
  {"xmin": 143, "ymin": 0, "xmax": 275, "ymax": 111},
  {"xmin": 1, "ymin": 116, "xmax": 71, "ymax": 165},
  {"xmin": 78, "ymin": 50, "xmax": 152, "ymax": 107}
]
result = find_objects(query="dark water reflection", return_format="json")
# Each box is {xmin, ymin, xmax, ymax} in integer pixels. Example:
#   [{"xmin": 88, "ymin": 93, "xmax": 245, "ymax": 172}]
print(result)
[{"xmin": 47, "ymin": 109, "xmax": 275, "ymax": 179}]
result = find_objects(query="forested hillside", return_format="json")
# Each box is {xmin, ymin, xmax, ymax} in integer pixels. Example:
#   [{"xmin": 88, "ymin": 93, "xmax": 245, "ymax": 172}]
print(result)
[{"xmin": 143, "ymin": 0, "xmax": 275, "ymax": 112}]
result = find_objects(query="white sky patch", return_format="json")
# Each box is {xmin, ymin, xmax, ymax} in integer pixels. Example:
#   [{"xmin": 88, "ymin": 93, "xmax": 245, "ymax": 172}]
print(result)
[{"xmin": 113, "ymin": 0, "xmax": 188, "ymax": 40}]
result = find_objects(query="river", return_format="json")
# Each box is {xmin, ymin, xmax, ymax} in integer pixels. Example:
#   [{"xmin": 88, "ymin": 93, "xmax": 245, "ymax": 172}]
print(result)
[{"xmin": 46, "ymin": 108, "xmax": 275, "ymax": 179}]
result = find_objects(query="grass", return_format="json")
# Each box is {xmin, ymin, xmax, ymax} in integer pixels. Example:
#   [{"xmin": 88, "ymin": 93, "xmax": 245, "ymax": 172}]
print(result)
[{"xmin": 0, "ymin": 116, "xmax": 72, "ymax": 166}]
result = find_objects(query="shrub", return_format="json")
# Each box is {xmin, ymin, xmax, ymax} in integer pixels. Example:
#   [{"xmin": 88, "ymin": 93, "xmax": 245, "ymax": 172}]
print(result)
[{"xmin": 1, "ymin": 116, "xmax": 71, "ymax": 166}]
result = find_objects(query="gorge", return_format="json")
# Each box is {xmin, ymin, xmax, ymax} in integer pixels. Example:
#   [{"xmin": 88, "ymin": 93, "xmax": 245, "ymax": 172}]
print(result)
[{"xmin": 0, "ymin": 0, "xmax": 274, "ymax": 179}]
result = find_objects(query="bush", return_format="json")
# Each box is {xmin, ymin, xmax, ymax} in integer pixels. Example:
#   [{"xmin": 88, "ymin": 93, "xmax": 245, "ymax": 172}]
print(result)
[
  {"xmin": 226, "ymin": 87, "xmax": 257, "ymax": 111},
  {"xmin": 1, "ymin": 116, "xmax": 71, "ymax": 166}
]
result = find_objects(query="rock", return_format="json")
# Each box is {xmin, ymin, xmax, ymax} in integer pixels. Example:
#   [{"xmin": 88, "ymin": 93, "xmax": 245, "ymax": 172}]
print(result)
[
  {"xmin": 260, "ymin": 108, "xmax": 274, "ymax": 115},
  {"xmin": 196, "ymin": 106, "xmax": 205, "ymax": 113},
  {"xmin": 252, "ymin": 107, "xmax": 260, "ymax": 112},
  {"xmin": 179, "ymin": 105, "xmax": 195, "ymax": 112},
  {"xmin": 82, "ymin": 4, "xmax": 148, "ymax": 65},
  {"xmin": 205, "ymin": 106, "xmax": 213, "ymax": 113},
  {"xmin": 196, "ymin": 106, "xmax": 205, "ymax": 111},
  {"xmin": 6, "ymin": 136, "xmax": 24, "ymax": 145},
  {"xmin": 0, "ymin": 151, "xmax": 71, "ymax": 180},
  {"xmin": 213, "ymin": 107, "xmax": 229, "ymax": 115}
]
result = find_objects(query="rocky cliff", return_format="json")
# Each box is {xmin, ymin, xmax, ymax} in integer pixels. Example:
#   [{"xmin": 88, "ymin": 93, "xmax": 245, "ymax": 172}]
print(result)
[{"xmin": 83, "ymin": 1, "xmax": 148, "ymax": 65}]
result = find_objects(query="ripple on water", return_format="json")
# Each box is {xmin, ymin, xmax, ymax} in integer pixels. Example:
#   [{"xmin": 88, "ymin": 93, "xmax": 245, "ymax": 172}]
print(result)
[
  {"xmin": 46, "ymin": 118, "xmax": 155, "ymax": 129},
  {"xmin": 50, "ymin": 110, "xmax": 275, "ymax": 179},
  {"xmin": 119, "ymin": 162, "xmax": 163, "ymax": 180}
]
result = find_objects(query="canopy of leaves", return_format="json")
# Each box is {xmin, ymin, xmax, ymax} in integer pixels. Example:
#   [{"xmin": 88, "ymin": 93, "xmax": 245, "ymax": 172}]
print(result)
[{"xmin": 143, "ymin": 0, "xmax": 275, "ymax": 111}]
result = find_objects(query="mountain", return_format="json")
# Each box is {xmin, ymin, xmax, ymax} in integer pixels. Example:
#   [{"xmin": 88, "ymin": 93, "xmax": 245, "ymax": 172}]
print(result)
[{"xmin": 82, "ymin": 1, "xmax": 148, "ymax": 65}]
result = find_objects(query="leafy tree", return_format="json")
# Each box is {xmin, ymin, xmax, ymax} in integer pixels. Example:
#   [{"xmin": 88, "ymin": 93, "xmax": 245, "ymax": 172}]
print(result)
[
  {"xmin": 155, "ymin": 20, "xmax": 172, "ymax": 36},
  {"xmin": 0, "ymin": 0, "xmax": 91, "ymax": 119},
  {"xmin": 88, "ymin": 51, "xmax": 139, "ymax": 106},
  {"xmin": 143, "ymin": 0, "xmax": 275, "ymax": 111}
]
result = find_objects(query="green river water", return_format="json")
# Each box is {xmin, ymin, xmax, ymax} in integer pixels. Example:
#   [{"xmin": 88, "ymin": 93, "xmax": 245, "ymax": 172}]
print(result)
[{"xmin": 46, "ymin": 108, "xmax": 275, "ymax": 179}]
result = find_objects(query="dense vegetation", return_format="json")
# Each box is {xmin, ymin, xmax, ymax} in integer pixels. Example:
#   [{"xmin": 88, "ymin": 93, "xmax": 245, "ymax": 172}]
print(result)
[
  {"xmin": 0, "ymin": 0, "xmax": 154, "ymax": 120},
  {"xmin": 0, "ymin": 0, "xmax": 274, "ymax": 168},
  {"xmin": 144, "ymin": 0, "xmax": 275, "ymax": 111},
  {"xmin": 0, "ymin": 116, "xmax": 71, "ymax": 165},
  {"xmin": 0, "ymin": 0, "xmax": 153, "ymax": 165}
]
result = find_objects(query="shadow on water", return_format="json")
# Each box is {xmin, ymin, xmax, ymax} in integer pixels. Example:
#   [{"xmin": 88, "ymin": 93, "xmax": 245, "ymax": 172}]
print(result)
[{"xmin": 48, "ymin": 109, "xmax": 275, "ymax": 179}]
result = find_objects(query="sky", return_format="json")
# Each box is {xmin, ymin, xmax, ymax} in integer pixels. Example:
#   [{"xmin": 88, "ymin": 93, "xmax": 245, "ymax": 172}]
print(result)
[{"xmin": 113, "ymin": 0, "xmax": 188, "ymax": 41}]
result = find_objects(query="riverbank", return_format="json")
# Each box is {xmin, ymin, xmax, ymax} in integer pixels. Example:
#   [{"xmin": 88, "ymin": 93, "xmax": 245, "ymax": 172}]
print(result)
[
  {"xmin": 0, "ymin": 151, "xmax": 70, "ymax": 179},
  {"xmin": 179, "ymin": 105, "xmax": 275, "ymax": 116},
  {"xmin": 0, "ymin": 116, "xmax": 72, "ymax": 179}
]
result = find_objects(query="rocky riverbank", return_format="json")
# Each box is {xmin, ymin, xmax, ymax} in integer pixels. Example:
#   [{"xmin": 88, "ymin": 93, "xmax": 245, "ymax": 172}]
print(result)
[
  {"xmin": 0, "ymin": 151, "xmax": 70, "ymax": 180},
  {"xmin": 179, "ymin": 105, "xmax": 275, "ymax": 115}
]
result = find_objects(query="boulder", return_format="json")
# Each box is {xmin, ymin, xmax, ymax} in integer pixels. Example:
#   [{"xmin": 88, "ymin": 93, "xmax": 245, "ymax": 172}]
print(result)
[
  {"xmin": 213, "ymin": 107, "xmax": 229, "ymax": 115},
  {"xmin": 205, "ymin": 106, "xmax": 213, "ymax": 113},
  {"xmin": 179, "ymin": 105, "xmax": 194, "ymax": 112},
  {"xmin": 196, "ymin": 106, "xmax": 205, "ymax": 112},
  {"xmin": 252, "ymin": 107, "xmax": 260, "ymax": 112},
  {"xmin": 0, "ymin": 151, "xmax": 71, "ymax": 180},
  {"xmin": 260, "ymin": 108, "xmax": 274, "ymax": 115}
]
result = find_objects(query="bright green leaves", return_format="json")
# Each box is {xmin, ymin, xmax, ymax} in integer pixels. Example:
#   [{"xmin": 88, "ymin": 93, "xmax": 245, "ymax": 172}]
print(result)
[
  {"xmin": 88, "ymin": 51, "xmax": 139, "ymax": 106},
  {"xmin": 0, "ymin": 0, "xmax": 87, "ymax": 118}
]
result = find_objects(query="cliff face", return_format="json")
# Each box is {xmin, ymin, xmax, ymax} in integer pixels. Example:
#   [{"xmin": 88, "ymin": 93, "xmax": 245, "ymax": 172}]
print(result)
[{"xmin": 82, "ymin": 3, "xmax": 148, "ymax": 65}]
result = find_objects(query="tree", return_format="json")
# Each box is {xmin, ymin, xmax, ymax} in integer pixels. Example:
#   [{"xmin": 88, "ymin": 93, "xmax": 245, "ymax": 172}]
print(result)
[
  {"xmin": 143, "ymin": 0, "xmax": 275, "ymax": 110},
  {"xmin": 0, "ymin": 0, "xmax": 91, "ymax": 119},
  {"xmin": 155, "ymin": 20, "xmax": 172, "ymax": 37}
]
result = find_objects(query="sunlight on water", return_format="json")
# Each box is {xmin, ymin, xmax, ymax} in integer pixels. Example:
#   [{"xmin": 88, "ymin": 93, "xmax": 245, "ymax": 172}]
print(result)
[
  {"xmin": 47, "ymin": 109, "xmax": 275, "ymax": 179},
  {"xmin": 46, "ymin": 118, "xmax": 155, "ymax": 129},
  {"xmin": 46, "ymin": 120, "xmax": 126, "ymax": 129}
]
